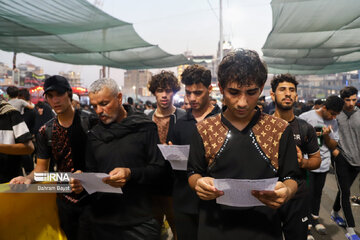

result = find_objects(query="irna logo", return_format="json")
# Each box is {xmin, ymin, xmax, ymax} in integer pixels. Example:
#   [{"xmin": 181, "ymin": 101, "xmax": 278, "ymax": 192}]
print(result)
[{"xmin": 34, "ymin": 172, "xmax": 70, "ymax": 182}]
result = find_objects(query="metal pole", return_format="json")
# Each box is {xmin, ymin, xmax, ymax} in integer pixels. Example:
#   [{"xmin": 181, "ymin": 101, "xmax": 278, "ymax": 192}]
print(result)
[
  {"xmin": 219, "ymin": 0, "xmax": 223, "ymax": 61},
  {"xmin": 12, "ymin": 52, "xmax": 17, "ymax": 70},
  {"xmin": 102, "ymin": 66, "xmax": 106, "ymax": 78}
]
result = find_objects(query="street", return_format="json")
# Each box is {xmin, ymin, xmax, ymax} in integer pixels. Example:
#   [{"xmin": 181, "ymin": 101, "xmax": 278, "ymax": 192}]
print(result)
[{"xmin": 310, "ymin": 171, "xmax": 360, "ymax": 240}]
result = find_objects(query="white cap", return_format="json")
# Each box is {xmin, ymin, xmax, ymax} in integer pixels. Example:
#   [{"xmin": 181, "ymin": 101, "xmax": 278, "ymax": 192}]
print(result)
[{"xmin": 72, "ymin": 94, "xmax": 80, "ymax": 102}]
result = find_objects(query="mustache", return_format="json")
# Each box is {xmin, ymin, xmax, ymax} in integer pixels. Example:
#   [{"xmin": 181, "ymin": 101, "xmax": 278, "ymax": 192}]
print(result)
[{"xmin": 99, "ymin": 113, "xmax": 110, "ymax": 118}]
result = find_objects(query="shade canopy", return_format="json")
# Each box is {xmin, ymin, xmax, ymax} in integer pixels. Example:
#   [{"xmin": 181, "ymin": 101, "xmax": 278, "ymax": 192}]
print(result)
[
  {"xmin": 0, "ymin": 0, "xmax": 190, "ymax": 69},
  {"xmin": 262, "ymin": 0, "xmax": 360, "ymax": 75}
]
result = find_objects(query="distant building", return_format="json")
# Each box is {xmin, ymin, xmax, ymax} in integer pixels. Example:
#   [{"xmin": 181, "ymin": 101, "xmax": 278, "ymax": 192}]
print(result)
[
  {"xmin": 59, "ymin": 71, "xmax": 81, "ymax": 87},
  {"xmin": 123, "ymin": 70, "xmax": 152, "ymax": 100},
  {"xmin": 0, "ymin": 62, "xmax": 12, "ymax": 86},
  {"xmin": 296, "ymin": 71, "xmax": 360, "ymax": 100}
]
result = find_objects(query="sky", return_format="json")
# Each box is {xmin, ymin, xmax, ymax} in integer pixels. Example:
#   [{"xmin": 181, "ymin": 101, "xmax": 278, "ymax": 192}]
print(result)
[{"xmin": 0, "ymin": 0, "xmax": 272, "ymax": 88}]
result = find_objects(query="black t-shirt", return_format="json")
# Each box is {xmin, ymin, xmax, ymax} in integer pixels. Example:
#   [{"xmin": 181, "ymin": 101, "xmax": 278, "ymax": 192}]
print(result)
[
  {"xmin": 36, "ymin": 110, "xmax": 88, "ymax": 203},
  {"xmin": 187, "ymin": 112, "xmax": 300, "ymax": 240},
  {"xmin": 288, "ymin": 117, "xmax": 319, "ymax": 197}
]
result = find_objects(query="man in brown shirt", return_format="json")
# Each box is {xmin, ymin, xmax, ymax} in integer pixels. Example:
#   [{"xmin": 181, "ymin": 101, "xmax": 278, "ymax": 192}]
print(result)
[{"xmin": 148, "ymin": 70, "xmax": 186, "ymax": 240}]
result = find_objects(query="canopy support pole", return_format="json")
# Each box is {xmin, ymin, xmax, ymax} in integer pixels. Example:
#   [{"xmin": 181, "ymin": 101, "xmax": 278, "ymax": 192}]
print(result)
[
  {"xmin": 12, "ymin": 52, "xmax": 17, "ymax": 70},
  {"xmin": 102, "ymin": 66, "xmax": 106, "ymax": 78}
]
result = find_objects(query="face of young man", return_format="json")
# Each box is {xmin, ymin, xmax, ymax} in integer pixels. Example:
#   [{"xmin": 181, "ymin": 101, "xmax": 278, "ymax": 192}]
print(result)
[
  {"xmin": 343, "ymin": 94, "xmax": 357, "ymax": 112},
  {"xmin": 154, "ymin": 87, "xmax": 174, "ymax": 110},
  {"xmin": 321, "ymin": 106, "xmax": 340, "ymax": 121},
  {"xmin": 271, "ymin": 81, "xmax": 298, "ymax": 111},
  {"xmin": 185, "ymin": 83, "xmax": 212, "ymax": 111},
  {"xmin": 220, "ymin": 81, "xmax": 263, "ymax": 122},
  {"xmin": 45, "ymin": 90, "xmax": 72, "ymax": 115},
  {"xmin": 89, "ymin": 86, "xmax": 122, "ymax": 125}
]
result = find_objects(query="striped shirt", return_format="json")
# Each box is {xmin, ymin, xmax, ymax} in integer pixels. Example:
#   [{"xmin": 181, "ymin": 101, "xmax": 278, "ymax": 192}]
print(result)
[{"xmin": 0, "ymin": 110, "xmax": 32, "ymax": 183}]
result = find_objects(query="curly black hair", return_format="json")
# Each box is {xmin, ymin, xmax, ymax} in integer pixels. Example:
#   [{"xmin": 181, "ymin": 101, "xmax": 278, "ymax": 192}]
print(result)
[
  {"xmin": 217, "ymin": 49, "xmax": 267, "ymax": 89},
  {"xmin": 181, "ymin": 64, "xmax": 211, "ymax": 87},
  {"xmin": 270, "ymin": 74, "xmax": 298, "ymax": 92},
  {"xmin": 148, "ymin": 70, "xmax": 181, "ymax": 94}
]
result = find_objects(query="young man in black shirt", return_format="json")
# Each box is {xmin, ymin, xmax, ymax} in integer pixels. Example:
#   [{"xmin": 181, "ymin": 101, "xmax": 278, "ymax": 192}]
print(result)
[
  {"xmin": 170, "ymin": 64, "xmax": 221, "ymax": 240},
  {"xmin": 270, "ymin": 74, "xmax": 321, "ymax": 240},
  {"xmin": 188, "ymin": 49, "xmax": 300, "ymax": 240},
  {"xmin": 147, "ymin": 70, "xmax": 185, "ymax": 239},
  {"xmin": 71, "ymin": 78, "xmax": 166, "ymax": 240},
  {"xmin": 11, "ymin": 75, "xmax": 96, "ymax": 240}
]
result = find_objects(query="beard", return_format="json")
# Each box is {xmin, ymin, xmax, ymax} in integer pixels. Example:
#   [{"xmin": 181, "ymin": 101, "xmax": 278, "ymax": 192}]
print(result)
[{"xmin": 274, "ymin": 96, "xmax": 294, "ymax": 111}]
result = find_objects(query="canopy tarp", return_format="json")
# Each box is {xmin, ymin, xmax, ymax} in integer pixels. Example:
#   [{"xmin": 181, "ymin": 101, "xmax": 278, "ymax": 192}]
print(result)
[
  {"xmin": 262, "ymin": 0, "xmax": 360, "ymax": 75},
  {"xmin": 0, "ymin": 0, "xmax": 190, "ymax": 69}
]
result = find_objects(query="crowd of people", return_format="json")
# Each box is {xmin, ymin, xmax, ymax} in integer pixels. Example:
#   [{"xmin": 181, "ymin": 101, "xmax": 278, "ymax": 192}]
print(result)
[{"xmin": 0, "ymin": 49, "xmax": 359, "ymax": 240}]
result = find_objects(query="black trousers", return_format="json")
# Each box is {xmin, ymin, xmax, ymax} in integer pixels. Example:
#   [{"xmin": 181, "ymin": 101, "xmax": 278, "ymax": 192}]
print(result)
[
  {"xmin": 56, "ymin": 198, "xmax": 85, "ymax": 240},
  {"xmin": 279, "ymin": 195, "xmax": 309, "ymax": 240},
  {"xmin": 84, "ymin": 218, "xmax": 160, "ymax": 240},
  {"xmin": 308, "ymin": 171, "xmax": 328, "ymax": 216},
  {"xmin": 332, "ymin": 152, "xmax": 360, "ymax": 227},
  {"xmin": 174, "ymin": 210, "xmax": 199, "ymax": 240}
]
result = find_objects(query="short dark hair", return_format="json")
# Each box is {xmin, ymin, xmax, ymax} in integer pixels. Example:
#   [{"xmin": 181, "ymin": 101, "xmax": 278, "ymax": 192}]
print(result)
[
  {"xmin": 314, "ymin": 99, "xmax": 324, "ymax": 105},
  {"xmin": 270, "ymin": 74, "xmax": 298, "ymax": 92},
  {"xmin": 6, "ymin": 86, "xmax": 19, "ymax": 98},
  {"xmin": 145, "ymin": 100, "xmax": 152, "ymax": 107},
  {"xmin": 324, "ymin": 95, "xmax": 344, "ymax": 112},
  {"xmin": 181, "ymin": 64, "xmax": 211, "ymax": 87},
  {"xmin": 340, "ymin": 86, "xmax": 358, "ymax": 99},
  {"xmin": 218, "ymin": 49, "xmax": 267, "ymax": 89},
  {"xmin": 148, "ymin": 70, "xmax": 181, "ymax": 94},
  {"xmin": 18, "ymin": 88, "xmax": 31, "ymax": 101},
  {"xmin": 127, "ymin": 97, "xmax": 134, "ymax": 105}
]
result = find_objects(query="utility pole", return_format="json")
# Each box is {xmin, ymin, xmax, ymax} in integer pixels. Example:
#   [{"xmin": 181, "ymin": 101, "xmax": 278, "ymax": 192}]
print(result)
[
  {"xmin": 219, "ymin": 0, "xmax": 223, "ymax": 61},
  {"xmin": 102, "ymin": 66, "xmax": 106, "ymax": 78},
  {"xmin": 12, "ymin": 52, "xmax": 17, "ymax": 70}
]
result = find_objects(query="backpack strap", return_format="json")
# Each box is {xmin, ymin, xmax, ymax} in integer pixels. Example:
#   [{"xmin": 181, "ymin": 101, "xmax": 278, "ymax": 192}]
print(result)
[
  {"xmin": 43, "ymin": 118, "xmax": 55, "ymax": 147},
  {"xmin": 44, "ymin": 110, "xmax": 98, "ymax": 147}
]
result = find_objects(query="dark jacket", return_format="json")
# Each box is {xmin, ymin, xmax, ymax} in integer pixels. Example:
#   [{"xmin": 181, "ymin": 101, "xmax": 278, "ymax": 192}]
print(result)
[
  {"xmin": 170, "ymin": 105, "xmax": 221, "ymax": 214},
  {"xmin": 85, "ymin": 110, "xmax": 167, "ymax": 226}
]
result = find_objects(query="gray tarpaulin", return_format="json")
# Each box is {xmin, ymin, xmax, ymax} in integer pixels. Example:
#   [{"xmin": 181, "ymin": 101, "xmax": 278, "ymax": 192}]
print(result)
[
  {"xmin": 0, "ymin": 0, "xmax": 190, "ymax": 69},
  {"xmin": 262, "ymin": 0, "xmax": 360, "ymax": 74}
]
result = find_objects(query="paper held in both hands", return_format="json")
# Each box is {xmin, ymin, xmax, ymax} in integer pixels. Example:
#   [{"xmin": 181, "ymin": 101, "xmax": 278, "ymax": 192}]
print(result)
[
  {"xmin": 214, "ymin": 178, "xmax": 278, "ymax": 207},
  {"xmin": 157, "ymin": 144, "xmax": 190, "ymax": 170},
  {"xmin": 70, "ymin": 173, "xmax": 123, "ymax": 195}
]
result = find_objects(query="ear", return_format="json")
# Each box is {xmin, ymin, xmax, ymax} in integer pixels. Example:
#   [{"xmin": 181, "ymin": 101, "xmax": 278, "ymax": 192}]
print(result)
[
  {"xmin": 208, "ymin": 84, "xmax": 213, "ymax": 94},
  {"xmin": 295, "ymin": 93, "xmax": 298, "ymax": 102},
  {"xmin": 218, "ymin": 82, "xmax": 224, "ymax": 95},
  {"xmin": 117, "ymin": 92, "xmax": 123, "ymax": 105},
  {"xmin": 259, "ymin": 85, "xmax": 265, "ymax": 95},
  {"xmin": 270, "ymin": 90, "xmax": 275, "ymax": 102}
]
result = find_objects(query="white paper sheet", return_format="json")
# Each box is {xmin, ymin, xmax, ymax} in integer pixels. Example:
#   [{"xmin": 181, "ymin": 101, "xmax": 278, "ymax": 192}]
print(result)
[
  {"xmin": 213, "ymin": 177, "xmax": 278, "ymax": 207},
  {"xmin": 70, "ymin": 173, "xmax": 123, "ymax": 195},
  {"xmin": 157, "ymin": 144, "xmax": 190, "ymax": 170}
]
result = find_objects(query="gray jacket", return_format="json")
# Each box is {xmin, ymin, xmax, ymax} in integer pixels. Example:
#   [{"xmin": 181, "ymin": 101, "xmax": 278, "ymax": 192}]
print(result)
[{"xmin": 337, "ymin": 107, "xmax": 360, "ymax": 166}]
